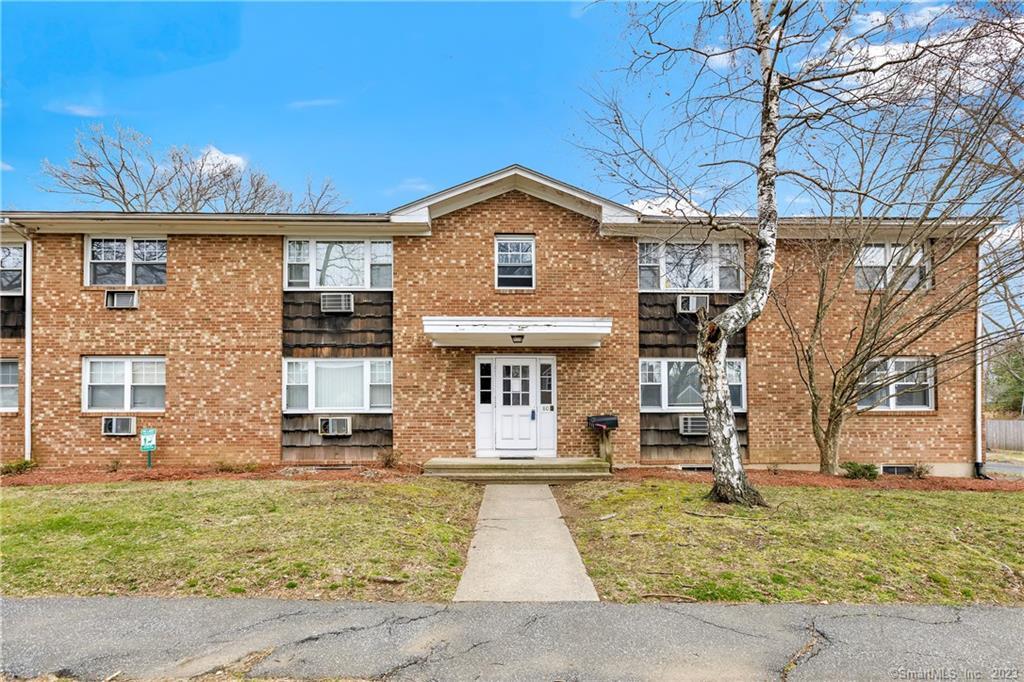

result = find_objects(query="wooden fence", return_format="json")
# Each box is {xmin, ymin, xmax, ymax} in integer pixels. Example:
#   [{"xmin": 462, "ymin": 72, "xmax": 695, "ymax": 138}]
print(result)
[{"xmin": 987, "ymin": 419, "xmax": 1024, "ymax": 451}]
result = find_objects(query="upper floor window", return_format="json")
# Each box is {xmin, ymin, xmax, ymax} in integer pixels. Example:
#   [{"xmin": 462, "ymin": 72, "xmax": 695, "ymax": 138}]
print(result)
[
  {"xmin": 639, "ymin": 241, "xmax": 742, "ymax": 292},
  {"xmin": 854, "ymin": 243, "xmax": 929, "ymax": 291},
  {"xmin": 283, "ymin": 358, "xmax": 393, "ymax": 412},
  {"xmin": 495, "ymin": 235, "xmax": 535, "ymax": 289},
  {"xmin": 857, "ymin": 357, "xmax": 935, "ymax": 411},
  {"xmin": 87, "ymin": 237, "xmax": 167, "ymax": 286},
  {"xmin": 639, "ymin": 358, "xmax": 746, "ymax": 412},
  {"xmin": 83, "ymin": 356, "xmax": 166, "ymax": 412},
  {"xmin": 0, "ymin": 359, "xmax": 17, "ymax": 411},
  {"xmin": 285, "ymin": 239, "xmax": 392, "ymax": 290},
  {"xmin": 1, "ymin": 244, "xmax": 24, "ymax": 295}
]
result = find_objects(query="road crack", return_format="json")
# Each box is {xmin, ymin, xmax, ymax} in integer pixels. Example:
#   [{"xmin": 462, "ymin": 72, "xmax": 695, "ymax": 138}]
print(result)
[{"xmin": 780, "ymin": 618, "xmax": 832, "ymax": 681}]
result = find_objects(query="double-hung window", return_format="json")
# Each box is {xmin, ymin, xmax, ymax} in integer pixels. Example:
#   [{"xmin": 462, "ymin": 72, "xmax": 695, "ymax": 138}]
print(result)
[
  {"xmin": 639, "ymin": 358, "xmax": 746, "ymax": 412},
  {"xmin": 283, "ymin": 358, "xmax": 393, "ymax": 412},
  {"xmin": 1, "ymin": 244, "xmax": 24, "ymax": 295},
  {"xmin": 83, "ymin": 357, "xmax": 166, "ymax": 412},
  {"xmin": 285, "ymin": 239, "xmax": 393, "ymax": 289},
  {"xmin": 639, "ymin": 241, "xmax": 743, "ymax": 291},
  {"xmin": 854, "ymin": 242, "xmax": 929, "ymax": 291},
  {"xmin": 87, "ymin": 237, "xmax": 167, "ymax": 286},
  {"xmin": 495, "ymin": 235, "xmax": 535, "ymax": 289},
  {"xmin": 0, "ymin": 359, "xmax": 17, "ymax": 411},
  {"xmin": 857, "ymin": 357, "xmax": 935, "ymax": 411}
]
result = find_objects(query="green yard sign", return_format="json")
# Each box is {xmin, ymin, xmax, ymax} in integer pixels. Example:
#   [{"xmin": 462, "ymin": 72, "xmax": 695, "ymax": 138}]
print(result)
[{"xmin": 140, "ymin": 427, "xmax": 156, "ymax": 468}]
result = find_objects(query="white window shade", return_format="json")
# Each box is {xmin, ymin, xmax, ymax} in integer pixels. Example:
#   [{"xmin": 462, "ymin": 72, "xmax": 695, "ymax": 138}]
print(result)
[{"xmin": 315, "ymin": 362, "xmax": 364, "ymax": 408}]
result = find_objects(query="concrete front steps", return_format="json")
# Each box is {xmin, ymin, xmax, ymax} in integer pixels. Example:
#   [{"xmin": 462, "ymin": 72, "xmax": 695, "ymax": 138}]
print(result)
[{"xmin": 423, "ymin": 457, "xmax": 611, "ymax": 484}]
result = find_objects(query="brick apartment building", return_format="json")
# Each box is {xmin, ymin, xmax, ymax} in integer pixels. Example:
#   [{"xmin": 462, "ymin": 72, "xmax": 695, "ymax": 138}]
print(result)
[{"xmin": 0, "ymin": 166, "xmax": 982, "ymax": 476}]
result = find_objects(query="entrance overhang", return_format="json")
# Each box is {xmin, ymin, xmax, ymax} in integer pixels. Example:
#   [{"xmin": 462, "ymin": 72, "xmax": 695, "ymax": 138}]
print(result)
[{"xmin": 422, "ymin": 316, "xmax": 613, "ymax": 348}]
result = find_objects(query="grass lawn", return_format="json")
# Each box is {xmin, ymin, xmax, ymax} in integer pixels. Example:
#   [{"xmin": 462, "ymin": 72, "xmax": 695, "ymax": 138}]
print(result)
[
  {"xmin": 558, "ymin": 480, "xmax": 1024, "ymax": 604},
  {"xmin": 1, "ymin": 478, "xmax": 482, "ymax": 601}
]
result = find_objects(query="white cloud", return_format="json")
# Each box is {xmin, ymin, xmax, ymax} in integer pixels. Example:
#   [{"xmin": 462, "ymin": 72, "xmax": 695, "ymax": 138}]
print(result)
[
  {"xmin": 384, "ymin": 177, "xmax": 433, "ymax": 195},
  {"xmin": 48, "ymin": 103, "xmax": 106, "ymax": 117},
  {"xmin": 200, "ymin": 145, "xmax": 246, "ymax": 172},
  {"xmin": 1, "ymin": 162, "xmax": 13, "ymax": 172},
  {"xmin": 288, "ymin": 98, "xmax": 340, "ymax": 110}
]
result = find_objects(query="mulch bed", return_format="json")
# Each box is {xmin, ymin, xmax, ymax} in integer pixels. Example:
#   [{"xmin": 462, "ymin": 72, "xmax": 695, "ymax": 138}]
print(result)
[
  {"xmin": 613, "ymin": 467, "xmax": 1024, "ymax": 492},
  {"xmin": 5, "ymin": 462, "xmax": 1021, "ymax": 492},
  {"xmin": 0, "ymin": 463, "xmax": 420, "ymax": 487}
]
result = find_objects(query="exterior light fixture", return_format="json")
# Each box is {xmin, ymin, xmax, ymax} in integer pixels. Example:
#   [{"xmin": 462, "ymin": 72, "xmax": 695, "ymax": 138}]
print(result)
[{"xmin": 511, "ymin": 334, "xmax": 525, "ymax": 344}]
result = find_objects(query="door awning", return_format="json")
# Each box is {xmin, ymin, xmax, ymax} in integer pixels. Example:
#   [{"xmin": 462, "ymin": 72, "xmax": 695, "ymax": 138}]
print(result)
[{"xmin": 422, "ymin": 316, "xmax": 614, "ymax": 348}]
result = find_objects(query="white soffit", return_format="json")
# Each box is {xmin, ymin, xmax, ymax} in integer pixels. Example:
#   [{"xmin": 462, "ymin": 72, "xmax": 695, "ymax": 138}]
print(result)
[
  {"xmin": 422, "ymin": 316, "xmax": 614, "ymax": 348},
  {"xmin": 390, "ymin": 165, "xmax": 639, "ymax": 224}
]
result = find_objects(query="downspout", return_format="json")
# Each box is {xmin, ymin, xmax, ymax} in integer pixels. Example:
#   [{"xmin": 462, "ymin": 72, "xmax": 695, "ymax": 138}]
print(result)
[
  {"xmin": 974, "ymin": 243, "xmax": 986, "ymax": 479},
  {"xmin": 23, "ymin": 236, "xmax": 32, "ymax": 462}
]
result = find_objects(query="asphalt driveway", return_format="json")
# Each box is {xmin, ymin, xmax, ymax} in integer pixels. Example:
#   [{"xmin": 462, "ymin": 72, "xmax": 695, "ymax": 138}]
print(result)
[{"xmin": 2, "ymin": 597, "xmax": 1022, "ymax": 681}]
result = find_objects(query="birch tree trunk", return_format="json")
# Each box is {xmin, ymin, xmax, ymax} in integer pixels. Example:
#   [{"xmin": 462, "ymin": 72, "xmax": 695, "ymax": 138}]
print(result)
[{"xmin": 694, "ymin": 0, "xmax": 780, "ymax": 506}]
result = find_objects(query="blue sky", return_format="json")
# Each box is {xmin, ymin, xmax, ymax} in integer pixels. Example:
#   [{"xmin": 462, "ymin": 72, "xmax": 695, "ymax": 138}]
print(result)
[{"xmin": 1, "ymin": 1, "xmax": 642, "ymax": 212}]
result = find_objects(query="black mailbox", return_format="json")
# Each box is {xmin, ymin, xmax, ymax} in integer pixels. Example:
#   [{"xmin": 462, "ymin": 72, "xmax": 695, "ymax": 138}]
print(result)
[{"xmin": 587, "ymin": 415, "xmax": 619, "ymax": 431}]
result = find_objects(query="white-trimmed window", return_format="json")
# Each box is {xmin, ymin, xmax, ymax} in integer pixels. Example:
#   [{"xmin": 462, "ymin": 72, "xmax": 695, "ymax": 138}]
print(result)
[
  {"xmin": 83, "ymin": 357, "xmax": 166, "ymax": 412},
  {"xmin": 495, "ymin": 235, "xmax": 535, "ymax": 289},
  {"xmin": 0, "ymin": 359, "xmax": 17, "ymax": 411},
  {"xmin": 639, "ymin": 241, "xmax": 743, "ymax": 292},
  {"xmin": 285, "ymin": 239, "xmax": 392, "ymax": 290},
  {"xmin": 639, "ymin": 358, "xmax": 746, "ymax": 412},
  {"xmin": 854, "ymin": 242, "xmax": 929, "ymax": 291},
  {"xmin": 857, "ymin": 357, "xmax": 935, "ymax": 411},
  {"xmin": 1, "ymin": 244, "xmax": 25, "ymax": 295},
  {"xmin": 283, "ymin": 358, "xmax": 393, "ymax": 412},
  {"xmin": 86, "ymin": 237, "xmax": 167, "ymax": 286}
]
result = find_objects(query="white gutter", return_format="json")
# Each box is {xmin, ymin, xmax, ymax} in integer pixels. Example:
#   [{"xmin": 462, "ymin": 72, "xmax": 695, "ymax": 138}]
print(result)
[{"xmin": 23, "ymin": 237, "xmax": 32, "ymax": 462}]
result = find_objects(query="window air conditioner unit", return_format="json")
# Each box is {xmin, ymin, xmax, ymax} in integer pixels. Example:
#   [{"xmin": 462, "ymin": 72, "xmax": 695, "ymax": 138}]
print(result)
[
  {"xmin": 319, "ymin": 416, "xmax": 352, "ymax": 437},
  {"xmin": 320, "ymin": 292, "xmax": 354, "ymax": 314},
  {"xmin": 105, "ymin": 290, "xmax": 139, "ymax": 309},
  {"xmin": 677, "ymin": 294, "xmax": 710, "ymax": 314},
  {"xmin": 101, "ymin": 416, "xmax": 137, "ymax": 436},
  {"xmin": 679, "ymin": 415, "xmax": 710, "ymax": 436}
]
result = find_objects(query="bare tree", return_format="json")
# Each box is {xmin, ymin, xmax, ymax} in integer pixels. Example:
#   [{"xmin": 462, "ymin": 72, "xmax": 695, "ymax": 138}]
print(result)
[
  {"xmin": 588, "ymin": 1, "xmax": 1024, "ymax": 503},
  {"xmin": 298, "ymin": 177, "xmax": 346, "ymax": 214},
  {"xmin": 42, "ymin": 124, "xmax": 174, "ymax": 211},
  {"xmin": 41, "ymin": 123, "xmax": 345, "ymax": 214},
  {"xmin": 983, "ymin": 221, "xmax": 1024, "ymax": 417}
]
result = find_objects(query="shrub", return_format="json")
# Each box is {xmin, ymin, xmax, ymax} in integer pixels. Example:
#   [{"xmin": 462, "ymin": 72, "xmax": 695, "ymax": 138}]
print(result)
[
  {"xmin": 380, "ymin": 449, "xmax": 400, "ymax": 469},
  {"xmin": 1, "ymin": 460, "xmax": 37, "ymax": 476},
  {"xmin": 910, "ymin": 462, "xmax": 931, "ymax": 479},
  {"xmin": 106, "ymin": 459, "xmax": 121, "ymax": 473},
  {"xmin": 840, "ymin": 461, "xmax": 879, "ymax": 480},
  {"xmin": 214, "ymin": 462, "xmax": 257, "ymax": 474}
]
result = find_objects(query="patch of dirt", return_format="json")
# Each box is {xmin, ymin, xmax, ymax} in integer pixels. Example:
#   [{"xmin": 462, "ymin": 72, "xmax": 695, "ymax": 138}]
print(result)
[
  {"xmin": 0, "ymin": 463, "xmax": 420, "ymax": 487},
  {"xmin": 613, "ymin": 467, "xmax": 1024, "ymax": 492}
]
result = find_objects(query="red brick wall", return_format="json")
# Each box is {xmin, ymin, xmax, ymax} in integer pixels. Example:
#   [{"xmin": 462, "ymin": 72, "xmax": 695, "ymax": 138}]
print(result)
[
  {"xmin": 746, "ymin": 240, "xmax": 978, "ymax": 469},
  {"xmin": 0, "ymin": 337, "xmax": 25, "ymax": 462},
  {"xmin": 26, "ymin": 234, "xmax": 282, "ymax": 468},
  {"xmin": 392, "ymin": 190, "xmax": 640, "ymax": 463}
]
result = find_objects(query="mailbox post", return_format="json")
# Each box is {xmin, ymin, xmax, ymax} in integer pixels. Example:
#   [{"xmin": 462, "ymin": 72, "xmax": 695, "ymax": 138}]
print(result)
[{"xmin": 587, "ymin": 415, "xmax": 619, "ymax": 467}]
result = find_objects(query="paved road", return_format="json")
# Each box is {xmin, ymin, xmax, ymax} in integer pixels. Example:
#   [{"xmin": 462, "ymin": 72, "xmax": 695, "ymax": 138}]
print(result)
[
  {"xmin": 454, "ymin": 484, "xmax": 598, "ymax": 602},
  {"xmin": 2, "ymin": 598, "xmax": 1022, "ymax": 681},
  {"xmin": 986, "ymin": 460, "xmax": 1024, "ymax": 477}
]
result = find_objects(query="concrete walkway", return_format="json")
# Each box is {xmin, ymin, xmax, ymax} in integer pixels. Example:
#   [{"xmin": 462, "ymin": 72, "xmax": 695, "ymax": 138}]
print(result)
[
  {"xmin": 4, "ymin": 598, "xmax": 1022, "ymax": 681},
  {"xmin": 453, "ymin": 484, "xmax": 599, "ymax": 602}
]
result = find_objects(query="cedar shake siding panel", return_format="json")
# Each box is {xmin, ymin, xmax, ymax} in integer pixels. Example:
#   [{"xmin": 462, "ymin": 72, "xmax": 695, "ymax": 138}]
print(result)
[
  {"xmin": 639, "ymin": 293, "xmax": 745, "ymax": 357},
  {"xmin": 640, "ymin": 412, "xmax": 748, "ymax": 462},
  {"xmin": 283, "ymin": 291, "xmax": 392, "ymax": 357},
  {"xmin": 1, "ymin": 295, "xmax": 25, "ymax": 338},
  {"xmin": 282, "ymin": 413, "xmax": 392, "ymax": 463}
]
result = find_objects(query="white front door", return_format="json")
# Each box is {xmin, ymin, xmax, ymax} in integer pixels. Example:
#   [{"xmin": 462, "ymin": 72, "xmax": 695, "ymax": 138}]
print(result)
[
  {"xmin": 495, "ymin": 359, "xmax": 538, "ymax": 449},
  {"xmin": 475, "ymin": 355, "xmax": 557, "ymax": 457}
]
